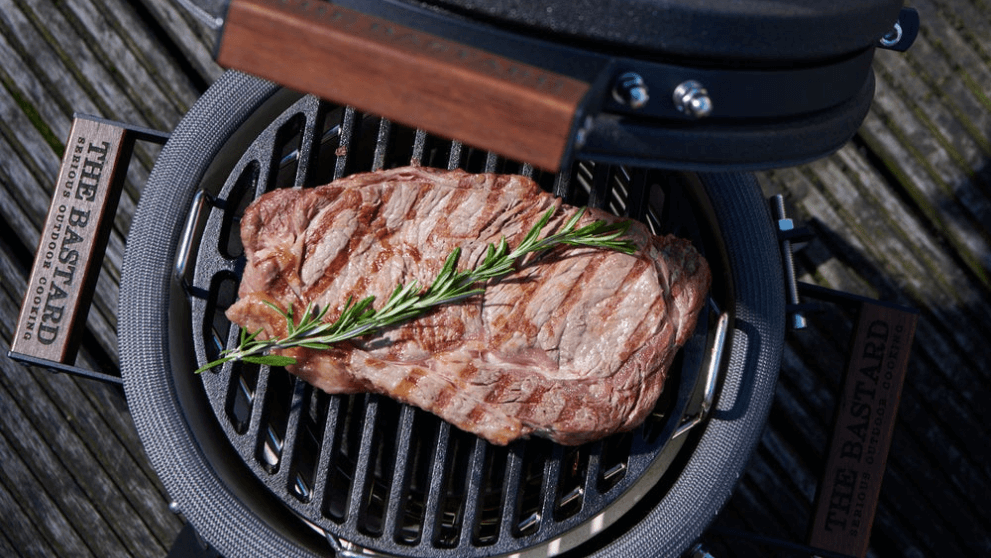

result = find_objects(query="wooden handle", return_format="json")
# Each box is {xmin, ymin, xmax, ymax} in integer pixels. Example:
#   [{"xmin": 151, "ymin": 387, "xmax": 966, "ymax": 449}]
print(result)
[
  {"xmin": 11, "ymin": 116, "xmax": 128, "ymax": 365},
  {"xmin": 216, "ymin": 0, "xmax": 591, "ymax": 171},
  {"xmin": 809, "ymin": 301, "xmax": 917, "ymax": 557}
]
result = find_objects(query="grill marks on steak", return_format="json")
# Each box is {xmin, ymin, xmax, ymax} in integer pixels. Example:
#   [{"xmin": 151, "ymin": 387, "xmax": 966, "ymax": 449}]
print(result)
[{"xmin": 226, "ymin": 166, "xmax": 710, "ymax": 445}]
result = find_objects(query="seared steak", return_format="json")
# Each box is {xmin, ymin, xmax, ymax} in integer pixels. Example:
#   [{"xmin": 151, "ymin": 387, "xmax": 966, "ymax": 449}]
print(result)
[{"xmin": 225, "ymin": 166, "xmax": 710, "ymax": 445}]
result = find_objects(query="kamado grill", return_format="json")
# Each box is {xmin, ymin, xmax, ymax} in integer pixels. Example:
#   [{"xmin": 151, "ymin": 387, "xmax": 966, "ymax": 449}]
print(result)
[{"xmin": 10, "ymin": 1, "xmax": 920, "ymax": 557}]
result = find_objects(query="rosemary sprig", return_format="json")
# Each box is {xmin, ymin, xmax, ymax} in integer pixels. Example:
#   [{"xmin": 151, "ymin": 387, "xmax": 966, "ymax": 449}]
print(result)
[{"xmin": 195, "ymin": 207, "xmax": 636, "ymax": 374}]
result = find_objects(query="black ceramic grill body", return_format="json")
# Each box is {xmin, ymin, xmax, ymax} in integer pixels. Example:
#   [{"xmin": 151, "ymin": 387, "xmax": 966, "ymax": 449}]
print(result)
[{"xmin": 120, "ymin": 72, "xmax": 786, "ymax": 558}]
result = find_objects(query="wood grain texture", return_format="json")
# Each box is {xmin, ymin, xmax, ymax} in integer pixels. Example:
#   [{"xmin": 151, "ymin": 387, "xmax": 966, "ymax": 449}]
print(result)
[
  {"xmin": 217, "ymin": 0, "xmax": 589, "ymax": 171},
  {"xmin": 0, "ymin": 0, "xmax": 210, "ymax": 554},
  {"xmin": 808, "ymin": 303, "xmax": 917, "ymax": 557},
  {"xmin": 10, "ymin": 117, "xmax": 127, "ymax": 364}
]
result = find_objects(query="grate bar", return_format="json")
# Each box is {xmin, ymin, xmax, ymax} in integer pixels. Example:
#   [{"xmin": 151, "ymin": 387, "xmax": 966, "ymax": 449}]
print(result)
[
  {"xmin": 457, "ymin": 436, "xmax": 488, "ymax": 547},
  {"xmin": 447, "ymin": 141, "xmax": 463, "ymax": 170},
  {"xmin": 273, "ymin": 378, "xmax": 308, "ymax": 480},
  {"xmin": 418, "ymin": 421, "xmax": 451, "ymax": 544},
  {"xmin": 553, "ymin": 167, "xmax": 572, "ymax": 201},
  {"xmin": 292, "ymin": 96, "xmax": 321, "ymax": 188},
  {"xmin": 247, "ymin": 365, "xmax": 272, "ymax": 456},
  {"xmin": 537, "ymin": 444, "xmax": 564, "ymax": 535},
  {"xmin": 497, "ymin": 442, "xmax": 526, "ymax": 541},
  {"xmin": 381, "ymin": 405, "xmax": 416, "ymax": 541},
  {"xmin": 345, "ymin": 395, "xmax": 381, "ymax": 529},
  {"xmin": 583, "ymin": 441, "xmax": 604, "ymax": 500},
  {"xmin": 588, "ymin": 163, "xmax": 612, "ymax": 209},
  {"xmin": 484, "ymin": 151, "xmax": 499, "ymax": 173},
  {"xmin": 371, "ymin": 118, "xmax": 392, "ymax": 171},
  {"xmin": 334, "ymin": 107, "xmax": 358, "ymax": 179},
  {"xmin": 203, "ymin": 322, "xmax": 241, "ymax": 427},
  {"xmin": 312, "ymin": 396, "xmax": 343, "ymax": 515},
  {"xmin": 626, "ymin": 168, "xmax": 650, "ymax": 221},
  {"xmin": 410, "ymin": 129, "xmax": 428, "ymax": 165}
]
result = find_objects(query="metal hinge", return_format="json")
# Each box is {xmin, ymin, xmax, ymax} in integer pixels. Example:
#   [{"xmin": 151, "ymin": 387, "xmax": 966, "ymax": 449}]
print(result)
[{"xmin": 770, "ymin": 195, "xmax": 815, "ymax": 330}]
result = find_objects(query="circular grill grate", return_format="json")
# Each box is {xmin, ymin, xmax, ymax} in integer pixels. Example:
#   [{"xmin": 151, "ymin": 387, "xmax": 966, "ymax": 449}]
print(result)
[{"xmin": 178, "ymin": 92, "xmax": 722, "ymax": 557}]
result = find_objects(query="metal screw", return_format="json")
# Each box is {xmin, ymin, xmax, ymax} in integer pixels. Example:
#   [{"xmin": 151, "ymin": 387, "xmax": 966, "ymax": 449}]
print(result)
[
  {"xmin": 879, "ymin": 21, "xmax": 903, "ymax": 48},
  {"xmin": 673, "ymin": 80, "xmax": 713, "ymax": 118},
  {"xmin": 612, "ymin": 72, "xmax": 650, "ymax": 109},
  {"xmin": 168, "ymin": 501, "xmax": 181, "ymax": 514}
]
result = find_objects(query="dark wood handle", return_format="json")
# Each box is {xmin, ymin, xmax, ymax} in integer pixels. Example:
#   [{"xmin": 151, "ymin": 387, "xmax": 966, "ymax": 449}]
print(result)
[
  {"xmin": 809, "ymin": 301, "xmax": 917, "ymax": 557},
  {"xmin": 216, "ymin": 0, "xmax": 591, "ymax": 171},
  {"xmin": 11, "ymin": 116, "xmax": 128, "ymax": 365}
]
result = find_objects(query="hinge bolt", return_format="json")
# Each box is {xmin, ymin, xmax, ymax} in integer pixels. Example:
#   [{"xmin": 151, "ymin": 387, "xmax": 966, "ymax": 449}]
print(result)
[
  {"xmin": 673, "ymin": 80, "xmax": 713, "ymax": 118},
  {"xmin": 612, "ymin": 72, "xmax": 650, "ymax": 109}
]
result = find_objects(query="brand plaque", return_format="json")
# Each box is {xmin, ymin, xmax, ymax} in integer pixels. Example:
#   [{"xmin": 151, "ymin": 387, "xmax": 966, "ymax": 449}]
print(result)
[
  {"xmin": 809, "ymin": 301, "xmax": 918, "ymax": 557},
  {"xmin": 11, "ymin": 116, "xmax": 127, "ymax": 364}
]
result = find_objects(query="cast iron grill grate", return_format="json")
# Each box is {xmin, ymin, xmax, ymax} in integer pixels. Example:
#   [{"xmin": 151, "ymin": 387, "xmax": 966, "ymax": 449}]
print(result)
[{"xmin": 183, "ymin": 94, "xmax": 716, "ymax": 557}]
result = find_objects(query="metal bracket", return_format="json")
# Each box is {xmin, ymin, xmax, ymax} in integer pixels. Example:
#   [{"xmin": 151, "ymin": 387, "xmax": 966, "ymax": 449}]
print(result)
[
  {"xmin": 770, "ymin": 195, "xmax": 811, "ymax": 330},
  {"xmin": 674, "ymin": 308, "xmax": 730, "ymax": 439},
  {"xmin": 876, "ymin": 7, "xmax": 920, "ymax": 52}
]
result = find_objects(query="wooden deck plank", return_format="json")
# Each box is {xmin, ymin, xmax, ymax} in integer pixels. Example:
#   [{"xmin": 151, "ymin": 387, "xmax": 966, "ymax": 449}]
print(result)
[
  {"xmin": 814, "ymin": 147, "xmax": 991, "ymax": 376},
  {"xmin": 0, "ymin": 398, "xmax": 108, "ymax": 558},
  {"xmin": 0, "ymin": 1, "xmax": 211, "ymax": 555},
  {"xmin": 0, "ymin": 285, "xmax": 178, "ymax": 549},
  {"xmin": 913, "ymin": 0, "xmax": 991, "ymax": 102},
  {"xmin": 744, "ymin": 434, "xmax": 815, "ymax": 539},
  {"xmin": 0, "ymin": 241, "xmax": 180, "ymax": 554},
  {"xmin": 866, "ymin": 78, "xmax": 991, "ymax": 282},
  {"xmin": 0, "ymin": 369, "xmax": 161, "ymax": 556},
  {"xmin": 134, "ymin": 0, "xmax": 223, "ymax": 87},
  {"xmin": 59, "ymin": 0, "xmax": 190, "ymax": 127},
  {"xmin": 0, "ymin": 478, "xmax": 54, "ymax": 558},
  {"xmin": 755, "ymin": 22, "xmax": 991, "ymax": 545}
]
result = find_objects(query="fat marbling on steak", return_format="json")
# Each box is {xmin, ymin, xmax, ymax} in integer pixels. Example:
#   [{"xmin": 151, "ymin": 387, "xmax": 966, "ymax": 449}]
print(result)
[{"xmin": 225, "ymin": 166, "xmax": 710, "ymax": 445}]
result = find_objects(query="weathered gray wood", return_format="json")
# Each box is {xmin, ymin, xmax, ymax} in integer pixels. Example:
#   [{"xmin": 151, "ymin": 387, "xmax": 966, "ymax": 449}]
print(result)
[
  {"xmin": 0, "ymin": 358, "xmax": 177, "ymax": 554},
  {"xmin": 0, "ymin": 410, "xmax": 102, "ymax": 558},
  {"xmin": 865, "ymin": 78, "xmax": 991, "ymax": 283},
  {"xmin": 135, "ymin": 0, "xmax": 224, "ymax": 87},
  {"xmin": 1, "ymin": 256, "xmax": 178, "ymax": 548},
  {"xmin": 1, "ymin": 248, "xmax": 180, "ymax": 556},
  {"xmin": 0, "ymin": 0, "xmax": 207, "ymax": 553},
  {"xmin": 0, "ymin": 478, "xmax": 53, "ymax": 557}
]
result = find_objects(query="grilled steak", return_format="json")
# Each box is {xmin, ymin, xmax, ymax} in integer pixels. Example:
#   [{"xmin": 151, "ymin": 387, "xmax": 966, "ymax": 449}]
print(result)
[{"xmin": 225, "ymin": 166, "xmax": 710, "ymax": 445}]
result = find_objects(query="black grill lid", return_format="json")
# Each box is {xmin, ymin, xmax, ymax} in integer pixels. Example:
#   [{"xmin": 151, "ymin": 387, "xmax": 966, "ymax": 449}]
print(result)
[{"xmin": 413, "ymin": 0, "xmax": 905, "ymax": 63}]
